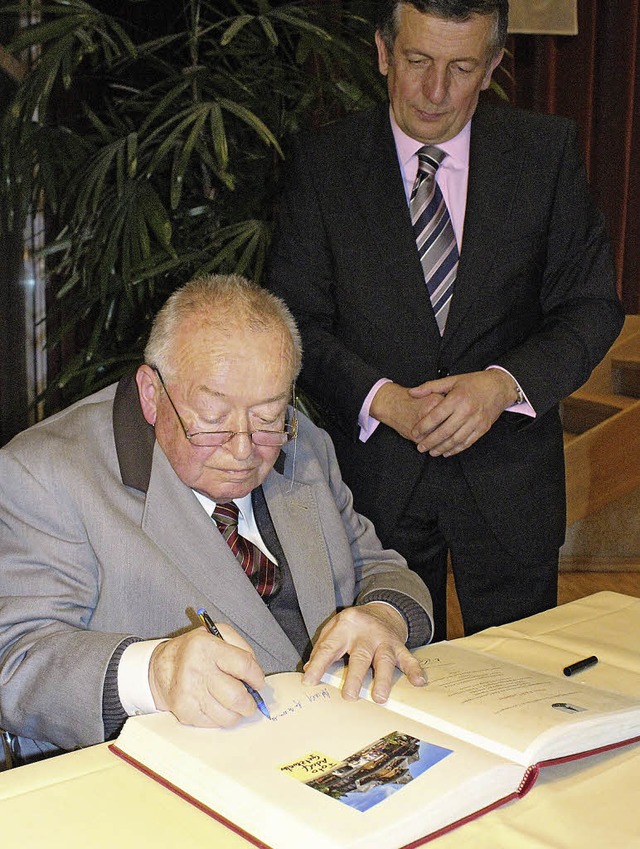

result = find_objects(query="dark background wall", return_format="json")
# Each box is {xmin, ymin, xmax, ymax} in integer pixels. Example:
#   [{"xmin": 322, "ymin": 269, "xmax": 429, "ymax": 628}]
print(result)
[{"xmin": 504, "ymin": 0, "xmax": 639, "ymax": 315}]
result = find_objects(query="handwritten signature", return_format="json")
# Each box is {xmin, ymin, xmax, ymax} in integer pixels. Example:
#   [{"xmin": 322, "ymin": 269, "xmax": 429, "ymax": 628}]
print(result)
[{"xmin": 268, "ymin": 687, "xmax": 332, "ymax": 722}]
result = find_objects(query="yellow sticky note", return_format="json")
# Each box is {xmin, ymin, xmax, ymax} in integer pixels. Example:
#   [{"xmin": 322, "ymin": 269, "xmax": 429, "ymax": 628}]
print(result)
[{"xmin": 279, "ymin": 751, "xmax": 342, "ymax": 782}]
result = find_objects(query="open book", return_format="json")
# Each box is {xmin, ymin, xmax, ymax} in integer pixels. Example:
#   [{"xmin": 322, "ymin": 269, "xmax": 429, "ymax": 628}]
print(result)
[{"xmin": 111, "ymin": 641, "xmax": 640, "ymax": 849}]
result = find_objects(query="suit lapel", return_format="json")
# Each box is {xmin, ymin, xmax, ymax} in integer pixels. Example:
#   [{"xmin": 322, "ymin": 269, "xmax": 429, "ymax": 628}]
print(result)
[
  {"xmin": 142, "ymin": 444, "xmax": 300, "ymax": 667},
  {"xmin": 337, "ymin": 103, "xmax": 524, "ymax": 359},
  {"xmin": 261, "ymin": 471, "xmax": 337, "ymax": 643},
  {"xmin": 354, "ymin": 105, "xmax": 442, "ymax": 343},
  {"xmin": 442, "ymin": 104, "xmax": 520, "ymax": 349}
]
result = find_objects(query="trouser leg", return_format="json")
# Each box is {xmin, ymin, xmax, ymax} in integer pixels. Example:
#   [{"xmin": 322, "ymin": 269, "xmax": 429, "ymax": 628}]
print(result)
[
  {"xmin": 429, "ymin": 457, "xmax": 559, "ymax": 635},
  {"xmin": 368, "ymin": 461, "xmax": 449, "ymax": 642},
  {"xmin": 359, "ymin": 453, "xmax": 558, "ymax": 640}
]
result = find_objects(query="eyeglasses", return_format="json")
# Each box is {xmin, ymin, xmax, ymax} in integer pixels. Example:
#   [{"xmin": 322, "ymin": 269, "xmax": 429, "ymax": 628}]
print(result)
[{"xmin": 153, "ymin": 368, "xmax": 298, "ymax": 448}]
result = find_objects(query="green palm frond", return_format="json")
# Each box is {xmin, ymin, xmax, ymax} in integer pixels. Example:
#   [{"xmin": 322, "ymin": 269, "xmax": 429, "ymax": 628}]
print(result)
[{"xmin": 0, "ymin": 0, "xmax": 383, "ymax": 406}]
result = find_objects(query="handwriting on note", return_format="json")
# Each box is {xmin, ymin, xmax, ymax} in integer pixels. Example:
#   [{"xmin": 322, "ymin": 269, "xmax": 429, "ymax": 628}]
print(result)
[
  {"xmin": 279, "ymin": 751, "xmax": 340, "ymax": 781},
  {"xmin": 269, "ymin": 686, "xmax": 332, "ymax": 722}
]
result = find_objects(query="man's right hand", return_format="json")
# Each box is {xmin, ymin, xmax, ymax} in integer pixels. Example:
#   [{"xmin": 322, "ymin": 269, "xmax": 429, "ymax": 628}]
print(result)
[
  {"xmin": 370, "ymin": 381, "xmax": 445, "ymax": 442},
  {"xmin": 148, "ymin": 624, "xmax": 267, "ymax": 727}
]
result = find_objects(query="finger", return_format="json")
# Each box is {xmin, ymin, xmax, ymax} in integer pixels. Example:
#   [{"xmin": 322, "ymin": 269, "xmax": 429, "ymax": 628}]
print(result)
[
  {"xmin": 440, "ymin": 433, "xmax": 480, "ymax": 457},
  {"xmin": 202, "ymin": 672, "xmax": 262, "ymax": 721},
  {"xmin": 416, "ymin": 419, "xmax": 460, "ymax": 452},
  {"xmin": 412, "ymin": 410, "xmax": 450, "ymax": 443},
  {"xmin": 152, "ymin": 629, "xmax": 267, "ymax": 725},
  {"xmin": 196, "ymin": 623, "xmax": 267, "ymax": 693},
  {"xmin": 430, "ymin": 438, "xmax": 470, "ymax": 457},
  {"xmin": 396, "ymin": 651, "xmax": 428, "ymax": 687},
  {"xmin": 341, "ymin": 645, "xmax": 376, "ymax": 701},
  {"xmin": 170, "ymin": 685, "xmax": 252, "ymax": 728},
  {"xmin": 369, "ymin": 643, "xmax": 401, "ymax": 703},
  {"xmin": 214, "ymin": 622, "xmax": 259, "ymax": 656},
  {"xmin": 214, "ymin": 641, "xmax": 267, "ymax": 693},
  {"xmin": 425, "ymin": 427, "xmax": 475, "ymax": 456},
  {"xmin": 409, "ymin": 378, "xmax": 454, "ymax": 397},
  {"xmin": 438, "ymin": 414, "xmax": 493, "ymax": 455},
  {"xmin": 414, "ymin": 394, "xmax": 448, "ymax": 424},
  {"xmin": 302, "ymin": 633, "xmax": 346, "ymax": 686},
  {"xmin": 417, "ymin": 403, "xmax": 481, "ymax": 451},
  {"xmin": 152, "ymin": 645, "xmax": 257, "ymax": 727},
  {"xmin": 412, "ymin": 391, "xmax": 462, "ymax": 437}
]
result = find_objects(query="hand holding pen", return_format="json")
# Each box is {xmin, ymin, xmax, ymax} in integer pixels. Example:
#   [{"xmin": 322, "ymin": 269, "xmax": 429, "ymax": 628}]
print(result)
[
  {"xmin": 148, "ymin": 610, "xmax": 270, "ymax": 726},
  {"xmin": 198, "ymin": 608, "xmax": 271, "ymax": 718}
]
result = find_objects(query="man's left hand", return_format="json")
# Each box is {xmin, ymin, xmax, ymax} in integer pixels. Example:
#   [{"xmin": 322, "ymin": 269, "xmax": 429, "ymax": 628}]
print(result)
[{"xmin": 302, "ymin": 602, "xmax": 427, "ymax": 704}]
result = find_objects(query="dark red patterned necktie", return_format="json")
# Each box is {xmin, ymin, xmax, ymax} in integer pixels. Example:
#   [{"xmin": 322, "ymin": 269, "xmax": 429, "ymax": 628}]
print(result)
[{"xmin": 213, "ymin": 501, "xmax": 280, "ymax": 599}]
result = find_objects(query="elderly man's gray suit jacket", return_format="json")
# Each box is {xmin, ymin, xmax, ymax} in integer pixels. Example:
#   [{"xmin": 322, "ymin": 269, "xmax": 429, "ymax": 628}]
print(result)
[{"xmin": 0, "ymin": 375, "xmax": 432, "ymax": 757}]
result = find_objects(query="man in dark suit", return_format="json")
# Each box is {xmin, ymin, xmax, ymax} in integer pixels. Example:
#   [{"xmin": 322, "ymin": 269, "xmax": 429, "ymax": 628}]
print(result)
[
  {"xmin": 0, "ymin": 274, "xmax": 432, "ymax": 765},
  {"xmin": 268, "ymin": 0, "xmax": 625, "ymax": 641}
]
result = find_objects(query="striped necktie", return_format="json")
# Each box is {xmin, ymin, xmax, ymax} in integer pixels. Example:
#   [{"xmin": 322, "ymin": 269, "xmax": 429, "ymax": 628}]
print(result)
[
  {"xmin": 213, "ymin": 501, "xmax": 280, "ymax": 599},
  {"xmin": 410, "ymin": 145, "xmax": 459, "ymax": 334}
]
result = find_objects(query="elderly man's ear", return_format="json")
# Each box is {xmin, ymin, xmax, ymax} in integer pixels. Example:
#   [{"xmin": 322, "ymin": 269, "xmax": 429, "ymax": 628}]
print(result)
[{"xmin": 136, "ymin": 365, "xmax": 159, "ymax": 426}]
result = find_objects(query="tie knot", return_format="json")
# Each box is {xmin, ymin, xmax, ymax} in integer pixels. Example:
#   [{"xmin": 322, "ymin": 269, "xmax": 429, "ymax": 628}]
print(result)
[
  {"xmin": 212, "ymin": 501, "xmax": 239, "ymax": 528},
  {"xmin": 417, "ymin": 145, "xmax": 445, "ymax": 176}
]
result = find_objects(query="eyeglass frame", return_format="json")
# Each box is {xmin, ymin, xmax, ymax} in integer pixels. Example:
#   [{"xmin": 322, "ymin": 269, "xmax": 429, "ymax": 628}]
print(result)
[{"xmin": 151, "ymin": 367, "xmax": 298, "ymax": 448}]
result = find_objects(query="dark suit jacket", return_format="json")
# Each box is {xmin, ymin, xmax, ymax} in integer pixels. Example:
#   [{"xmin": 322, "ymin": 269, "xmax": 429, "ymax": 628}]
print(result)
[{"xmin": 268, "ymin": 100, "xmax": 624, "ymax": 561}]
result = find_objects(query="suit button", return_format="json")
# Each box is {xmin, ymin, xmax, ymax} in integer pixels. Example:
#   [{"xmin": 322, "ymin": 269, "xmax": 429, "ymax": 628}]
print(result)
[{"xmin": 437, "ymin": 367, "xmax": 449, "ymax": 378}]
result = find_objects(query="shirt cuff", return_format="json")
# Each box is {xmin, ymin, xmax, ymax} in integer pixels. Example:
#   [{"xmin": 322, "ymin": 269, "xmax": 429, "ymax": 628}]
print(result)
[
  {"xmin": 358, "ymin": 378, "xmax": 392, "ymax": 442},
  {"xmin": 117, "ymin": 638, "xmax": 169, "ymax": 716},
  {"xmin": 487, "ymin": 365, "xmax": 536, "ymax": 417}
]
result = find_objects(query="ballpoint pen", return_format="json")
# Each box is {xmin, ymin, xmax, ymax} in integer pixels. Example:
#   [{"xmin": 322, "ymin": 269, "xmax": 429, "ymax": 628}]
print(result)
[{"xmin": 197, "ymin": 607, "xmax": 271, "ymax": 718}]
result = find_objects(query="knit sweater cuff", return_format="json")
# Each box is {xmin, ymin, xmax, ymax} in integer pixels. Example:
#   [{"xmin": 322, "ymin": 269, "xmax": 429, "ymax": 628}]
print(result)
[
  {"xmin": 357, "ymin": 590, "xmax": 432, "ymax": 648},
  {"xmin": 102, "ymin": 637, "xmax": 142, "ymax": 740}
]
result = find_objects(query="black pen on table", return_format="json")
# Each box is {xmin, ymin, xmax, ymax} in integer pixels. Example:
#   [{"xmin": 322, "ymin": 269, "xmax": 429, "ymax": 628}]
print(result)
[
  {"xmin": 563, "ymin": 655, "xmax": 599, "ymax": 677},
  {"xmin": 197, "ymin": 607, "xmax": 271, "ymax": 718}
]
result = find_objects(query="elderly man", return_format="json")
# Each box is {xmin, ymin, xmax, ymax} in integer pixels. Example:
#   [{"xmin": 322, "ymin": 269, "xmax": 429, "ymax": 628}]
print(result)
[{"xmin": 0, "ymin": 274, "xmax": 432, "ymax": 765}]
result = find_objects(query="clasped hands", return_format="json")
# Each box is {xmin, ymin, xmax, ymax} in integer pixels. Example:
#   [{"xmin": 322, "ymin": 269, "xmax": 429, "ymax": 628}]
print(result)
[
  {"xmin": 370, "ymin": 369, "xmax": 517, "ymax": 457},
  {"xmin": 149, "ymin": 602, "xmax": 425, "ymax": 729}
]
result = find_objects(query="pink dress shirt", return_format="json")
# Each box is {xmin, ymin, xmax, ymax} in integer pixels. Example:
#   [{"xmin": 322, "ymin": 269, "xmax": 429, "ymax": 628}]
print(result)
[{"xmin": 358, "ymin": 110, "xmax": 534, "ymax": 441}]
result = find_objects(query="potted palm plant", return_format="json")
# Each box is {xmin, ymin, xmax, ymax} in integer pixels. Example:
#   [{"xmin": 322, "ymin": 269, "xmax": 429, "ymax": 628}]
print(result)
[{"xmin": 0, "ymin": 0, "xmax": 384, "ymax": 409}]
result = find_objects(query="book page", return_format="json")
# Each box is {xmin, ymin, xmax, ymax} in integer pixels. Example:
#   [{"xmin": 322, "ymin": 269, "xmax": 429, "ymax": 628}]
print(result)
[
  {"xmin": 460, "ymin": 593, "xmax": 640, "ymax": 698},
  {"xmin": 113, "ymin": 671, "xmax": 524, "ymax": 849},
  {"xmin": 323, "ymin": 643, "xmax": 640, "ymax": 765}
]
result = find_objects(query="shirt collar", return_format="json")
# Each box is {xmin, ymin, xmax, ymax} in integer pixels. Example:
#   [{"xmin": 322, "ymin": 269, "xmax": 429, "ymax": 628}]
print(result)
[
  {"xmin": 389, "ymin": 106, "xmax": 471, "ymax": 173},
  {"xmin": 194, "ymin": 490, "xmax": 254, "ymax": 522}
]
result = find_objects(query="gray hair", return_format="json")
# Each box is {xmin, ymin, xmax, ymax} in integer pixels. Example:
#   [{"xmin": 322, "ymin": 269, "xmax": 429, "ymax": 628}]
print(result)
[
  {"xmin": 377, "ymin": 0, "xmax": 509, "ymax": 62},
  {"xmin": 144, "ymin": 273, "xmax": 302, "ymax": 382}
]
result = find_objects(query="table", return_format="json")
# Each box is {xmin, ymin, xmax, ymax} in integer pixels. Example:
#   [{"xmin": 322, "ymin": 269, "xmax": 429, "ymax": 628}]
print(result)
[{"xmin": 2, "ymin": 592, "xmax": 639, "ymax": 848}]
